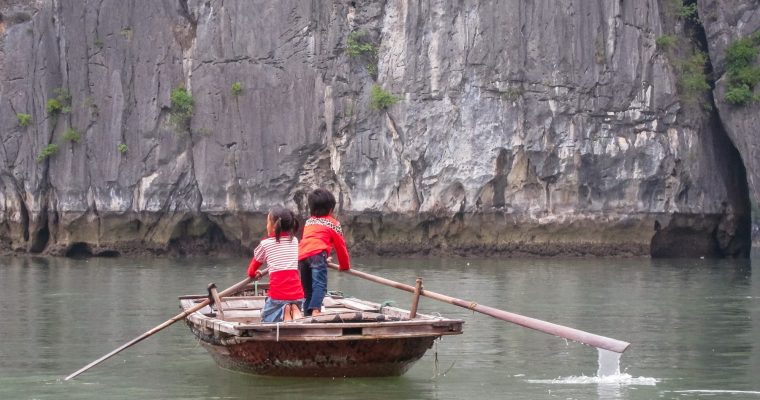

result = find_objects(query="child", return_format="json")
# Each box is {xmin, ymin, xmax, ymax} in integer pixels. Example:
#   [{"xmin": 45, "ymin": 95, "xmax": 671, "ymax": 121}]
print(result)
[
  {"xmin": 248, "ymin": 206, "xmax": 304, "ymax": 322},
  {"xmin": 298, "ymin": 188, "xmax": 351, "ymax": 316}
]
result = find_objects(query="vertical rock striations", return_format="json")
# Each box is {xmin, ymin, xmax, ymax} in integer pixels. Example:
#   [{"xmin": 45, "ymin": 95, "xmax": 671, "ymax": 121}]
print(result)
[
  {"xmin": 0, "ymin": 0, "xmax": 752, "ymax": 257},
  {"xmin": 699, "ymin": 0, "xmax": 759, "ymax": 248}
]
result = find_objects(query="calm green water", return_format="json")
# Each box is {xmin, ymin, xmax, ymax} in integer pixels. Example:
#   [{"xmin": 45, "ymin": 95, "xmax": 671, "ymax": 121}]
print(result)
[{"xmin": 1, "ymin": 253, "xmax": 759, "ymax": 400}]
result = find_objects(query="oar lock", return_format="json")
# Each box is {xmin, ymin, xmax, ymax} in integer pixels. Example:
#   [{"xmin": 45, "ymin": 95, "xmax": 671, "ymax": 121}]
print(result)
[{"xmin": 206, "ymin": 283, "xmax": 218, "ymax": 304}]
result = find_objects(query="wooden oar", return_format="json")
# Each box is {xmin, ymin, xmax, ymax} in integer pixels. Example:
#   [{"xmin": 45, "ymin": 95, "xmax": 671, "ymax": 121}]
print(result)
[
  {"xmin": 328, "ymin": 263, "xmax": 630, "ymax": 353},
  {"xmin": 65, "ymin": 276, "xmax": 255, "ymax": 381}
]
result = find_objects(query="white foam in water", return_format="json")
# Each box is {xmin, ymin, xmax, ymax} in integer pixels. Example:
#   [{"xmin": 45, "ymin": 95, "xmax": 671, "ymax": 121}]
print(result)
[
  {"xmin": 673, "ymin": 390, "xmax": 760, "ymax": 395},
  {"xmin": 525, "ymin": 348, "xmax": 658, "ymax": 386},
  {"xmin": 526, "ymin": 374, "xmax": 658, "ymax": 386}
]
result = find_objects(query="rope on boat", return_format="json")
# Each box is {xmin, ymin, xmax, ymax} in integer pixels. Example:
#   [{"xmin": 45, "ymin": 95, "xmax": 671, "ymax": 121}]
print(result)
[
  {"xmin": 432, "ymin": 338, "xmax": 439, "ymax": 379},
  {"xmin": 431, "ymin": 338, "xmax": 456, "ymax": 379},
  {"xmin": 379, "ymin": 300, "xmax": 395, "ymax": 312},
  {"xmin": 276, "ymin": 322, "xmax": 280, "ymax": 342},
  {"xmin": 443, "ymin": 360, "xmax": 456, "ymax": 376}
]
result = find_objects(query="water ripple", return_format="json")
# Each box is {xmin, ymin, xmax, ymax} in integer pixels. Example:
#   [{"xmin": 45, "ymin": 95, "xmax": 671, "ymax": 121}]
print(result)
[{"xmin": 525, "ymin": 373, "xmax": 659, "ymax": 386}]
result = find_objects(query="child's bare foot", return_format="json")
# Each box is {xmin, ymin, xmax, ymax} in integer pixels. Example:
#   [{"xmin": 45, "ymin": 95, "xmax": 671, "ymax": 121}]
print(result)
[
  {"xmin": 292, "ymin": 306, "xmax": 303, "ymax": 320},
  {"xmin": 311, "ymin": 308, "xmax": 322, "ymax": 317},
  {"xmin": 283, "ymin": 304, "xmax": 293, "ymax": 322}
]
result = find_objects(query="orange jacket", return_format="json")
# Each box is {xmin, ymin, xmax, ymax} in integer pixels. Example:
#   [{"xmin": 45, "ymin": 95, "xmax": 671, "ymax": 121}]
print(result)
[{"xmin": 298, "ymin": 216, "xmax": 350, "ymax": 270}]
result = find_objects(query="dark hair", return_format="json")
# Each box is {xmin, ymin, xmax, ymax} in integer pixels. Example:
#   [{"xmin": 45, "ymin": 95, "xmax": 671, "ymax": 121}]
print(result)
[
  {"xmin": 269, "ymin": 206, "xmax": 300, "ymax": 242},
  {"xmin": 307, "ymin": 188, "xmax": 336, "ymax": 217}
]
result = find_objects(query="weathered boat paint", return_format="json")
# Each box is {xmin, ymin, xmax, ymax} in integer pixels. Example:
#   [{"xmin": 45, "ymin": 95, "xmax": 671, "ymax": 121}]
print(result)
[
  {"xmin": 180, "ymin": 286, "xmax": 463, "ymax": 377},
  {"xmin": 193, "ymin": 334, "xmax": 439, "ymax": 377}
]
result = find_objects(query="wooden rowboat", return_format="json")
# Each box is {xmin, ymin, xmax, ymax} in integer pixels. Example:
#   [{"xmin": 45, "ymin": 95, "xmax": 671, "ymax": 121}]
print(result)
[
  {"xmin": 178, "ymin": 283, "xmax": 464, "ymax": 377},
  {"xmin": 66, "ymin": 269, "xmax": 627, "ymax": 381}
]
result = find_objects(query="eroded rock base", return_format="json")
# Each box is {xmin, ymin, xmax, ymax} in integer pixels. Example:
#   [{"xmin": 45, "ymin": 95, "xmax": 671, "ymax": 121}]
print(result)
[{"xmin": 0, "ymin": 211, "xmax": 750, "ymax": 258}]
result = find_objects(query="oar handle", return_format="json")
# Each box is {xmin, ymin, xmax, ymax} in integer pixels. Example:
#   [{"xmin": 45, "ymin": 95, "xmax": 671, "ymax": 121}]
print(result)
[
  {"xmin": 64, "ymin": 273, "xmax": 264, "ymax": 381},
  {"xmin": 328, "ymin": 263, "xmax": 630, "ymax": 354}
]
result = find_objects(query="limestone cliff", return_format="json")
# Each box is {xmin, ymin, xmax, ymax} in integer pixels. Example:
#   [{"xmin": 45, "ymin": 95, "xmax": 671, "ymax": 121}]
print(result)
[{"xmin": 0, "ymin": 0, "xmax": 753, "ymax": 257}]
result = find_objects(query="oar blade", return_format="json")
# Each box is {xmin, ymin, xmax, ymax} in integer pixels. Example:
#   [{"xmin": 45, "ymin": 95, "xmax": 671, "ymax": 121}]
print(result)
[
  {"xmin": 64, "ymin": 277, "xmax": 252, "ymax": 380},
  {"xmin": 328, "ymin": 263, "xmax": 631, "ymax": 354}
]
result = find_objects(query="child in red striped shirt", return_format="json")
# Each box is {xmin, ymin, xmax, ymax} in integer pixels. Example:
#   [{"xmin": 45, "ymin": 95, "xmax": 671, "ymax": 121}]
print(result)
[{"xmin": 248, "ymin": 206, "xmax": 304, "ymax": 322}]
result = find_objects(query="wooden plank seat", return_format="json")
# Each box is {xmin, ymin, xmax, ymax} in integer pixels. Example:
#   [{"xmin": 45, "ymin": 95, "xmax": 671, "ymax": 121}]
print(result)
[{"xmin": 310, "ymin": 312, "xmax": 405, "ymax": 323}]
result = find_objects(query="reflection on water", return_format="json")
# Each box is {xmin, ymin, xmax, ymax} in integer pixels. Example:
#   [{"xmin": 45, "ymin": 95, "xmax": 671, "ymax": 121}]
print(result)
[{"xmin": 0, "ymin": 253, "xmax": 758, "ymax": 399}]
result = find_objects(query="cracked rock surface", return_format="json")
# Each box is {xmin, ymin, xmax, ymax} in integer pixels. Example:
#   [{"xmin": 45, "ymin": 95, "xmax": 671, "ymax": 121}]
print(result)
[{"xmin": 0, "ymin": 0, "xmax": 753, "ymax": 257}]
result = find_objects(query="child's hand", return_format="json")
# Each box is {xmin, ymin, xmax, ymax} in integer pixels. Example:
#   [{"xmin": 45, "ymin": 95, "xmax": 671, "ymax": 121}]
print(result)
[
  {"xmin": 326, "ymin": 256, "xmax": 333, "ymax": 263},
  {"xmin": 253, "ymin": 270, "xmax": 263, "ymax": 280}
]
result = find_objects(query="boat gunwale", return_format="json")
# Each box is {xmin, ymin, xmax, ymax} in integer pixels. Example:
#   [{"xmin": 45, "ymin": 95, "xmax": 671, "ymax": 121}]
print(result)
[
  {"xmin": 227, "ymin": 319, "xmax": 463, "ymax": 330},
  {"xmin": 181, "ymin": 295, "xmax": 464, "ymax": 339},
  {"xmin": 192, "ymin": 330, "xmax": 462, "ymax": 343},
  {"xmin": 183, "ymin": 309, "xmax": 464, "ymax": 330}
]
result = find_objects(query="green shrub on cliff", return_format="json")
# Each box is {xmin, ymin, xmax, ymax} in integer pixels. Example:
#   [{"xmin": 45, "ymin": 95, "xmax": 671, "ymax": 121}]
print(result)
[
  {"xmin": 36, "ymin": 144, "xmax": 58, "ymax": 162},
  {"xmin": 170, "ymin": 87, "xmax": 194, "ymax": 129},
  {"xmin": 370, "ymin": 85, "xmax": 401, "ymax": 111},
  {"xmin": 47, "ymin": 88, "xmax": 72, "ymax": 116},
  {"xmin": 231, "ymin": 82, "xmax": 243, "ymax": 96},
  {"xmin": 677, "ymin": 51, "xmax": 710, "ymax": 104},
  {"xmin": 725, "ymin": 85, "xmax": 754, "ymax": 105},
  {"xmin": 727, "ymin": 37, "xmax": 758, "ymax": 69},
  {"xmin": 117, "ymin": 143, "xmax": 128, "ymax": 154},
  {"xmin": 16, "ymin": 113, "xmax": 32, "ymax": 127},
  {"xmin": 669, "ymin": 0, "xmax": 698, "ymax": 20},
  {"xmin": 62, "ymin": 128, "xmax": 81, "ymax": 143},
  {"xmin": 347, "ymin": 31, "xmax": 379, "ymax": 79},
  {"xmin": 46, "ymin": 99, "xmax": 63, "ymax": 115},
  {"xmin": 656, "ymin": 35, "xmax": 677, "ymax": 50},
  {"xmin": 724, "ymin": 32, "xmax": 760, "ymax": 105},
  {"xmin": 347, "ymin": 31, "xmax": 377, "ymax": 57},
  {"xmin": 676, "ymin": 3, "xmax": 698, "ymax": 20}
]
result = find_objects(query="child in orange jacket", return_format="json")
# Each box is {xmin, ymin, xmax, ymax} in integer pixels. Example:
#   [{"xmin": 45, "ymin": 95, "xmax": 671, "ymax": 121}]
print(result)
[{"xmin": 298, "ymin": 189, "xmax": 350, "ymax": 316}]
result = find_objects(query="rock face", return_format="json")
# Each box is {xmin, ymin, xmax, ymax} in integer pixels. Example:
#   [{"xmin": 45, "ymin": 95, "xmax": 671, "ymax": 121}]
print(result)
[
  {"xmin": 0, "ymin": 0, "xmax": 753, "ymax": 257},
  {"xmin": 700, "ymin": 0, "xmax": 760, "ymax": 239}
]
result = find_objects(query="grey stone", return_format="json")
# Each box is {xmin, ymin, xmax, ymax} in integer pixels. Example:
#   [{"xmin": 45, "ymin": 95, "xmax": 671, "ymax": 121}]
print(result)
[{"xmin": 0, "ymin": 0, "xmax": 753, "ymax": 257}]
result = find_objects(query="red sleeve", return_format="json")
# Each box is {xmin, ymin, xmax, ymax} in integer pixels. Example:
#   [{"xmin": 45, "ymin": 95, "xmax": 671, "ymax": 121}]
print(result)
[
  {"xmin": 247, "ymin": 241, "xmax": 267, "ymax": 278},
  {"xmin": 331, "ymin": 229, "xmax": 351, "ymax": 271},
  {"xmin": 247, "ymin": 258, "xmax": 263, "ymax": 278}
]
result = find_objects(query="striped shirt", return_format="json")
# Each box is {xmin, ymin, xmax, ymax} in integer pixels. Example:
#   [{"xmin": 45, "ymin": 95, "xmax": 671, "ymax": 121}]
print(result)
[{"xmin": 247, "ymin": 234, "xmax": 304, "ymax": 301}]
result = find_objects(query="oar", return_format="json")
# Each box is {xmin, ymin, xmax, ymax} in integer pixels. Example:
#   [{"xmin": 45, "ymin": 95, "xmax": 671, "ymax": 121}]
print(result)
[
  {"xmin": 65, "ymin": 276, "xmax": 256, "ymax": 381},
  {"xmin": 328, "ymin": 263, "xmax": 630, "ymax": 353}
]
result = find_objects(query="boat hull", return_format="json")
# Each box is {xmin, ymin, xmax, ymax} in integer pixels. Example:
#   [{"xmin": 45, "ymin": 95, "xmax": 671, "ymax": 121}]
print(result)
[
  {"xmin": 180, "ymin": 291, "xmax": 462, "ymax": 377},
  {"xmin": 196, "ymin": 335, "xmax": 437, "ymax": 377}
]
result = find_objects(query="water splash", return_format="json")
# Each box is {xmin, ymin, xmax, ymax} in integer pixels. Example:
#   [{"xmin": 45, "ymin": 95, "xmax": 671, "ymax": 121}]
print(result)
[
  {"xmin": 597, "ymin": 349, "xmax": 620, "ymax": 377},
  {"xmin": 525, "ymin": 374, "xmax": 658, "ymax": 386},
  {"xmin": 525, "ymin": 348, "xmax": 658, "ymax": 386}
]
